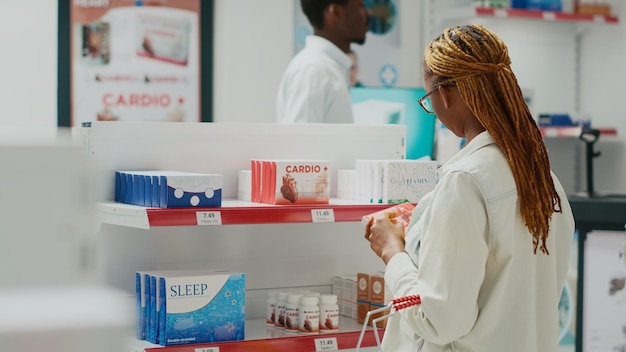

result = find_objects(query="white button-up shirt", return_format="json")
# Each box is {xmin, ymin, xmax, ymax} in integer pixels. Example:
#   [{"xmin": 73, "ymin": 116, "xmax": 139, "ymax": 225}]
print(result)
[
  {"xmin": 382, "ymin": 131, "xmax": 575, "ymax": 352},
  {"xmin": 276, "ymin": 35, "xmax": 353, "ymax": 124}
]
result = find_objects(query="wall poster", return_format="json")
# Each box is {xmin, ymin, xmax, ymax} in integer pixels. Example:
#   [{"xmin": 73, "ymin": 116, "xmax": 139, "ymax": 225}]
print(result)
[{"xmin": 70, "ymin": 0, "xmax": 201, "ymax": 126}]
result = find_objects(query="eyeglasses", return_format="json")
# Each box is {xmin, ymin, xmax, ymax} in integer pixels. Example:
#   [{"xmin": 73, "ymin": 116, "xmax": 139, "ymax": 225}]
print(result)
[{"xmin": 418, "ymin": 86, "xmax": 440, "ymax": 114}]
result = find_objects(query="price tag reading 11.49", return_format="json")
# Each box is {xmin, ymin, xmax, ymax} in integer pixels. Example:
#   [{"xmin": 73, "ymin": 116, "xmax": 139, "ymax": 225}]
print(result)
[
  {"xmin": 314, "ymin": 337, "xmax": 338, "ymax": 351},
  {"xmin": 311, "ymin": 209, "xmax": 335, "ymax": 223},
  {"xmin": 196, "ymin": 211, "xmax": 222, "ymax": 226}
]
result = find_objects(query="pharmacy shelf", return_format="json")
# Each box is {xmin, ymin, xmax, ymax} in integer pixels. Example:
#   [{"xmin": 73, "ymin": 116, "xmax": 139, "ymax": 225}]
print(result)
[
  {"xmin": 131, "ymin": 318, "xmax": 383, "ymax": 352},
  {"xmin": 475, "ymin": 7, "xmax": 619, "ymax": 24},
  {"xmin": 98, "ymin": 200, "xmax": 392, "ymax": 229},
  {"xmin": 538, "ymin": 126, "xmax": 617, "ymax": 138}
]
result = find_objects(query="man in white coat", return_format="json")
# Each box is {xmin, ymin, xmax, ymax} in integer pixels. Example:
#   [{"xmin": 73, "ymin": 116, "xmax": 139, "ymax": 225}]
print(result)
[{"xmin": 276, "ymin": 0, "xmax": 369, "ymax": 124}]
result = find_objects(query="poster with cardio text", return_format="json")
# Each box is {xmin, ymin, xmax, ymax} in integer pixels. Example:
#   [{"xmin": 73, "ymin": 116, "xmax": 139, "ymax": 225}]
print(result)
[{"xmin": 71, "ymin": 0, "xmax": 201, "ymax": 126}]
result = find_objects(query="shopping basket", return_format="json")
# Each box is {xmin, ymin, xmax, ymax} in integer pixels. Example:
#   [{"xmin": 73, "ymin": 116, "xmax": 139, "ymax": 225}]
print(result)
[{"xmin": 355, "ymin": 294, "xmax": 421, "ymax": 351}]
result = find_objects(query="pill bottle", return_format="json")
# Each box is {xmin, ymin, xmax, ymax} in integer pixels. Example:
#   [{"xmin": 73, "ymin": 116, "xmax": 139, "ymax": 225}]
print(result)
[
  {"xmin": 274, "ymin": 292, "xmax": 290, "ymax": 329},
  {"xmin": 319, "ymin": 294, "xmax": 339, "ymax": 333},
  {"xmin": 298, "ymin": 295, "xmax": 320, "ymax": 335},
  {"xmin": 266, "ymin": 291, "xmax": 278, "ymax": 326},
  {"xmin": 284, "ymin": 293, "xmax": 303, "ymax": 333}
]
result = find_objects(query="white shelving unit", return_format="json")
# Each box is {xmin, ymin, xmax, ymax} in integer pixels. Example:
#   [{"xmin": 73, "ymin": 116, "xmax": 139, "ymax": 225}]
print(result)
[
  {"xmin": 78, "ymin": 121, "xmax": 407, "ymax": 351},
  {"xmin": 424, "ymin": 1, "xmax": 617, "ymax": 115}
]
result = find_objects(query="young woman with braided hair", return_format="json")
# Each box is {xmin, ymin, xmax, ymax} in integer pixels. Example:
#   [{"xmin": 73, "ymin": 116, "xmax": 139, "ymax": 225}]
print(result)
[{"xmin": 365, "ymin": 24, "xmax": 575, "ymax": 351}]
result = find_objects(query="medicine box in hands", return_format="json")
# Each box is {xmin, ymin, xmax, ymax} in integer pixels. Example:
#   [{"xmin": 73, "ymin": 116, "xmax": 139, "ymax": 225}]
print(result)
[
  {"xmin": 362, "ymin": 202, "xmax": 416, "ymax": 230},
  {"xmin": 115, "ymin": 170, "xmax": 222, "ymax": 208}
]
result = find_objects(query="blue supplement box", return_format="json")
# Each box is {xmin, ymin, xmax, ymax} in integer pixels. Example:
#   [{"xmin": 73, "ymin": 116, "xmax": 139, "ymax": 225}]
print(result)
[
  {"xmin": 135, "ymin": 271, "xmax": 148, "ymax": 340},
  {"xmin": 158, "ymin": 271, "xmax": 246, "ymax": 346},
  {"xmin": 160, "ymin": 172, "xmax": 222, "ymax": 208},
  {"xmin": 115, "ymin": 171, "xmax": 222, "ymax": 208},
  {"xmin": 526, "ymin": 0, "xmax": 561, "ymax": 11}
]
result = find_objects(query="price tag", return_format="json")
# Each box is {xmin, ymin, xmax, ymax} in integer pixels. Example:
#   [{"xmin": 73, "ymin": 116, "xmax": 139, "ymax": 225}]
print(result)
[
  {"xmin": 593, "ymin": 14, "xmax": 605, "ymax": 24},
  {"xmin": 196, "ymin": 211, "xmax": 222, "ymax": 225},
  {"xmin": 542, "ymin": 127, "xmax": 558, "ymax": 137},
  {"xmin": 195, "ymin": 348, "xmax": 220, "ymax": 352},
  {"xmin": 494, "ymin": 9, "xmax": 507, "ymax": 17},
  {"xmin": 311, "ymin": 209, "xmax": 335, "ymax": 223},
  {"xmin": 314, "ymin": 337, "xmax": 338, "ymax": 351},
  {"xmin": 542, "ymin": 11, "xmax": 556, "ymax": 21}
]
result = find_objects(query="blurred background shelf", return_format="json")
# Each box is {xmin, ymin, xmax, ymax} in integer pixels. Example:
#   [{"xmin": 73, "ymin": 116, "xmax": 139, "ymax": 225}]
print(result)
[
  {"xmin": 539, "ymin": 126, "xmax": 617, "ymax": 138},
  {"xmin": 475, "ymin": 7, "xmax": 619, "ymax": 23}
]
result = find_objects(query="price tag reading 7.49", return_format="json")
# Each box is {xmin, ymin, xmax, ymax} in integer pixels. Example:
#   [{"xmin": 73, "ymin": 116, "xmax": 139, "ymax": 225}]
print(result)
[
  {"xmin": 314, "ymin": 337, "xmax": 338, "ymax": 351},
  {"xmin": 311, "ymin": 209, "xmax": 335, "ymax": 223},
  {"xmin": 196, "ymin": 211, "xmax": 222, "ymax": 226}
]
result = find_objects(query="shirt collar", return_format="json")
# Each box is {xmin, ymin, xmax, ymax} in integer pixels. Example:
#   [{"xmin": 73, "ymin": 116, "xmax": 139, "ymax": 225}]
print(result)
[
  {"xmin": 439, "ymin": 130, "xmax": 496, "ymax": 174},
  {"xmin": 305, "ymin": 35, "xmax": 352, "ymax": 72}
]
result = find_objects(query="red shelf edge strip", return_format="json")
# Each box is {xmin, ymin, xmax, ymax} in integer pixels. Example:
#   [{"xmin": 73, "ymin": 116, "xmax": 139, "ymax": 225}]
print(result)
[
  {"xmin": 146, "ymin": 204, "xmax": 392, "ymax": 226},
  {"xmin": 538, "ymin": 126, "xmax": 617, "ymax": 137},
  {"xmin": 475, "ymin": 7, "xmax": 618, "ymax": 23},
  {"xmin": 143, "ymin": 329, "xmax": 384, "ymax": 352}
]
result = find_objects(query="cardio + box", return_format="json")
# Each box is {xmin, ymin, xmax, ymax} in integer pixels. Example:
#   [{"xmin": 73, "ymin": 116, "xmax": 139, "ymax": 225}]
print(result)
[{"xmin": 271, "ymin": 160, "xmax": 330, "ymax": 205}]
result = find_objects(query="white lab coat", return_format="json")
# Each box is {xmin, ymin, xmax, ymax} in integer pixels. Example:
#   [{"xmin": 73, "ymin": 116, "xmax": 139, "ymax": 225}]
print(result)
[
  {"xmin": 382, "ymin": 131, "xmax": 575, "ymax": 352},
  {"xmin": 276, "ymin": 35, "xmax": 353, "ymax": 124}
]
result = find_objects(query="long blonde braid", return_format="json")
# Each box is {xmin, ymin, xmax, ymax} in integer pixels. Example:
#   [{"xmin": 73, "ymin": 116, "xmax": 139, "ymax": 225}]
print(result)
[{"xmin": 424, "ymin": 24, "xmax": 562, "ymax": 254}]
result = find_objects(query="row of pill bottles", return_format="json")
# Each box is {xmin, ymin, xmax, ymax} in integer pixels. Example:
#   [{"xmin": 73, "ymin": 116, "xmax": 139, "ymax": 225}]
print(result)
[{"xmin": 267, "ymin": 291, "xmax": 339, "ymax": 334}]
